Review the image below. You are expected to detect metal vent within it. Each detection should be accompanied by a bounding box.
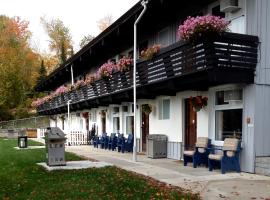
[220,0,240,13]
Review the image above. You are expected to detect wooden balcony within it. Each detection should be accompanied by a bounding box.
[37,32,259,115]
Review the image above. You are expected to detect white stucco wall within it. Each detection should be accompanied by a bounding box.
[143,91,209,143]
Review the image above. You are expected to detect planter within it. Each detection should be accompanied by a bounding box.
[142,104,152,115]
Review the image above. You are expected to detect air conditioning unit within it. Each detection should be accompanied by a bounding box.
[220,0,240,13]
[224,89,242,102]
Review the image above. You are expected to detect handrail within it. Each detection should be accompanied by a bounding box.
[37,32,259,113]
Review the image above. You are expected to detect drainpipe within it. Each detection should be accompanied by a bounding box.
[71,64,74,85]
[67,100,71,135]
[133,0,148,162]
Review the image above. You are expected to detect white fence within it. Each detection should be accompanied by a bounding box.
[37,128,89,146]
[66,131,89,146]
[37,128,46,138]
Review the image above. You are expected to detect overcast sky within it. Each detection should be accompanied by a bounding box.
[0,0,139,53]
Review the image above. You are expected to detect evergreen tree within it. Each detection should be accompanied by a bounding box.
[37,60,47,85]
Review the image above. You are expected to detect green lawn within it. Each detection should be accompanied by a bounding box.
[0,138,199,200]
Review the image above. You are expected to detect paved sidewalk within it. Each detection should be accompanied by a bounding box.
[66,145,270,200]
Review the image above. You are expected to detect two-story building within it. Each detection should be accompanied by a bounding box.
[35,0,270,176]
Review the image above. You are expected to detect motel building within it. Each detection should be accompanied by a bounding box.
[34,0,270,175]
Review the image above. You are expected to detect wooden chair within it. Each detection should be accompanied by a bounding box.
[183,137,211,168]
[208,138,241,174]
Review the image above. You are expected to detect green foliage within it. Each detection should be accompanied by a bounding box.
[0,139,199,200]
[40,17,73,64]
[37,60,47,86]
[0,106,13,121]
[80,34,95,48]
[0,15,40,120]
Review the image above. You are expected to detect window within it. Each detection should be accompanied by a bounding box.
[90,110,97,122]
[215,109,242,140]
[157,27,170,47]
[113,107,119,114]
[122,106,128,112]
[215,89,243,140]
[113,117,120,133]
[126,116,134,134]
[159,99,170,120]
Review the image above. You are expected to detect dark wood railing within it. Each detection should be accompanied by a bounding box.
[37,32,259,113]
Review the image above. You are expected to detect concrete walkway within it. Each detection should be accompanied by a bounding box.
[66,145,270,200]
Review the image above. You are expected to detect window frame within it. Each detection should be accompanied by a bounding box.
[214,88,243,141]
[158,98,171,120]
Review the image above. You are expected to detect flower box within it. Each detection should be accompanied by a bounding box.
[178,15,229,42]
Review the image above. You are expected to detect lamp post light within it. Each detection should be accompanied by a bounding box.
[133,0,148,162]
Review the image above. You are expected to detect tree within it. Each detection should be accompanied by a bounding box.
[0,15,39,119]
[80,34,95,48]
[37,60,47,85]
[97,15,113,32]
[40,17,73,64]
[40,53,59,74]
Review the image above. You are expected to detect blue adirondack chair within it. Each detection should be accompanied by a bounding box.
[183,137,211,168]
[108,133,117,151]
[208,138,241,174]
[124,134,133,152]
[99,133,108,149]
[117,134,125,153]
[93,135,100,148]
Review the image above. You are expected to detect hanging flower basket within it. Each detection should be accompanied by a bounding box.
[82,112,89,119]
[60,115,66,120]
[189,96,208,112]
[142,104,152,115]
[99,110,106,117]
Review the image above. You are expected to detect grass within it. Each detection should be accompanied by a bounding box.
[0,138,199,200]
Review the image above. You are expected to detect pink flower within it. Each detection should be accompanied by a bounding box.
[116,56,133,72]
[178,15,229,41]
[97,61,116,79]
[140,44,161,60]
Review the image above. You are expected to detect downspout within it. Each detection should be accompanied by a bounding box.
[133,0,148,162]
[67,100,71,136]
[71,64,74,85]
